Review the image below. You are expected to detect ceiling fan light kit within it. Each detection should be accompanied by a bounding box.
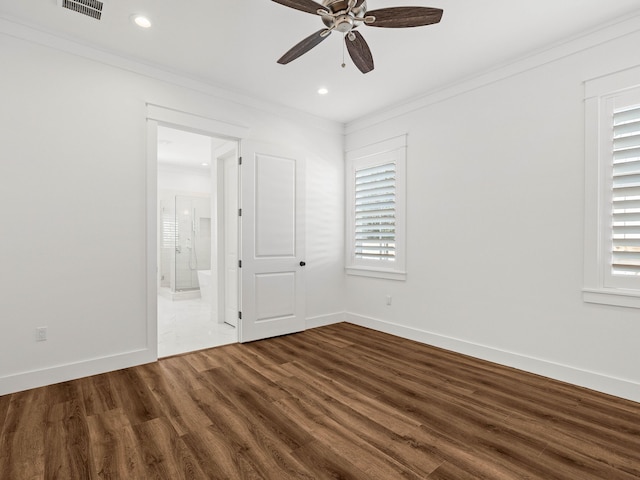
[273,0,443,73]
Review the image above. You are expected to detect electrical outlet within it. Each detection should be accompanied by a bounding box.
[386,295,392,306]
[36,326,47,342]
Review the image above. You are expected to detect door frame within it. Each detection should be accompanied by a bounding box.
[146,104,249,358]
[214,143,240,327]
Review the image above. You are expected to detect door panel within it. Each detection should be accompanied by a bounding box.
[255,156,296,256]
[240,142,305,343]
[255,272,296,320]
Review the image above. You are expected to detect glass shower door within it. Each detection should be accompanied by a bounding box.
[174,196,211,291]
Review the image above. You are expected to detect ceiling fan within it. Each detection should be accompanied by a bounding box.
[272,0,443,73]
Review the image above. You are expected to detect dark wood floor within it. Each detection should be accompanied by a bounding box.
[1,322,639,479]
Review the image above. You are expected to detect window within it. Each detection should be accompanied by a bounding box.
[355,162,397,261]
[161,207,177,248]
[346,135,406,280]
[584,68,640,308]
[611,102,640,284]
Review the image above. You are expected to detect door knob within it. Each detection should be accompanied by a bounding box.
[299,261,306,266]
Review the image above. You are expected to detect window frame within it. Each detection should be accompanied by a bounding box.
[345,135,407,281]
[584,67,640,308]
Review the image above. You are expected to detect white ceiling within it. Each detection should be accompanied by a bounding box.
[2,0,640,123]
[157,125,231,171]
[157,126,210,170]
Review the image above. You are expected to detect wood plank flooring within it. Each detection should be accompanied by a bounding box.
[1,322,639,479]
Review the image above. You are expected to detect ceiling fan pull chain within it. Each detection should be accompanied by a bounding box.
[342,34,346,68]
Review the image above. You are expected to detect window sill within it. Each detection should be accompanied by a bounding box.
[583,288,640,309]
[346,266,407,281]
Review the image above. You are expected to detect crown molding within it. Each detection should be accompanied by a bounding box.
[345,9,640,135]
[0,14,344,136]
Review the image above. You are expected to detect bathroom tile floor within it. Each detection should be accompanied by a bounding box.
[158,293,237,358]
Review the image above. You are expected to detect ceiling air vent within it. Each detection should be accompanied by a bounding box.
[57,0,105,20]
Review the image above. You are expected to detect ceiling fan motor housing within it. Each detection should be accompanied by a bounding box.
[321,0,366,31]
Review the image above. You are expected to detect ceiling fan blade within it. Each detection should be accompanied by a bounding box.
[271,0,323,15]
[278,29,330,65]
[366,7,443,28]
[345,31,374,74]
[354,0,366,8]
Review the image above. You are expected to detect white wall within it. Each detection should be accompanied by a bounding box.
[0,24,345,394]
[6,14,638,403]
[345,20,640,402]
[158,165,212,193]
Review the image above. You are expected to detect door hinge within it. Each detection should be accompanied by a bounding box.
[238,156,242,165]
[238,260,242,268]
[238,208,242,217]
[238,311,242,320]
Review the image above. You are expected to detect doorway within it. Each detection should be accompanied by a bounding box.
[156,125,239,357]
[146,105,306,352]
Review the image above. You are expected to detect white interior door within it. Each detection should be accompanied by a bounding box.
[239,141,305,343]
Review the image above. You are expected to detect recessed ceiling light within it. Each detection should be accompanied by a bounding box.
[318,87,329,95]
[201,163,209,167]
[131,14,152,28]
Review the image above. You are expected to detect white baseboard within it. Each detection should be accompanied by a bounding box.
[4,314,637,404]
[0,348,156,396]
[346,313,640,404]
[0,313,344,396]
[306,311,345,329]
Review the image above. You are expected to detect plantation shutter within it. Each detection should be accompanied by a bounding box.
[354,162,396,261]
[611,104,640,278]
[162,208,177,249]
